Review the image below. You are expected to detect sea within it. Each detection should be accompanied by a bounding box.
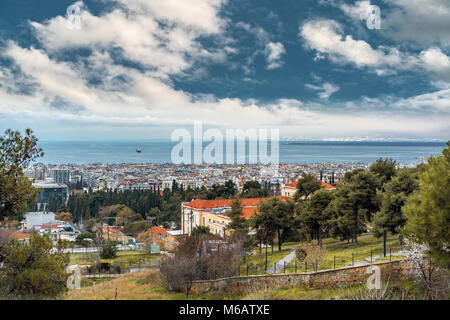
[35,140,448,165]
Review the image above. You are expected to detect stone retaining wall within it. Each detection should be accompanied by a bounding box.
[191,260,413,294]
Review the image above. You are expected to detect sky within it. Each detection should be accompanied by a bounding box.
[0,0,449,141]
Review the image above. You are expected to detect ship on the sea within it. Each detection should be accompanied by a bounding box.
[136,147,142,153]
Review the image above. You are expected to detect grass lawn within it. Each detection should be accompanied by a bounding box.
[240,234,405,275]
[241,247,293,275]
[279,236,404,273]
[70,250,161,268]
[65,270,241,300]
[280,232,376,249]
[242,284,362,300]
[81,277,114,288]
[66,269,373,300]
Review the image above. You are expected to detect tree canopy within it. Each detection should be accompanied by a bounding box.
[373,168,419,237]
[0,233,69,299]
[226,198,247,232]
[253,197,295,251]
[369,158,397,185]
[403,142,450,269]
[298,188,335,247]
[294,173,321,201]
[325,170,380,248]
[0,129,43,220]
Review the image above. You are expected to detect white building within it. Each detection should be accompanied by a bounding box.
[25,212,56,229]
[49,169,70,185]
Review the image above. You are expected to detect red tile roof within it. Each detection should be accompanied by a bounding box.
[241,207,258,219]
[285,182,297,188]
[0,229,31,240]
[102,226,124,235]
[11,231,31,240]
[149,226,169,235]
[185,197,285,210]
[41,224,61,229]
[185,197,290,221]
[320,181,336,190]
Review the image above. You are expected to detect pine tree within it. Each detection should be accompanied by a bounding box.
[369,158,397,186]
[227,198,247,232]
[326,181,370,248]
[373,168,419,238]
[299,189,334,247]
[403,142,450,269]
[255,197,295,251]
[0,129,43,220]
[294,173,321,201]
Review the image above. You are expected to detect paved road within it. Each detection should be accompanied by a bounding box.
[266,250,296,274]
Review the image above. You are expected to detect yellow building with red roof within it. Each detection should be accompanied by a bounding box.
[281,179,336,197]
[181,197,287,237]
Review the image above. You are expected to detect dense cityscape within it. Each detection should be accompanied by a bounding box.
[26,162,375,194]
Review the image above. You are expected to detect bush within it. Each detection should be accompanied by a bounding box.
[75,232,95,246]
[295,248,307,262]
[159,235,240,297]
[0,233,70,299]
[99,240,118,259]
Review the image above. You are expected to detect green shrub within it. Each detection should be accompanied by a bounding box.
[99,240,118,259]
[0,233,70,299]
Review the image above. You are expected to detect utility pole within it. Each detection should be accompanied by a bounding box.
[189,209,193,235]
[265,243,268,272]
[383,229,387,257]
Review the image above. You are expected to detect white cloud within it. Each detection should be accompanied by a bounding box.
[265,42,286,69]
[2,38,447,139]
[391,88,450,112]
[237,22,285,70]
[383,0,450,47]
[30,0,229,80]
[305,82,340,99]
[0,0,448,140]
[299,17,450,86]
[299,19,418,70]
[338,0,450,47]
[420,47,450,81]
[113,0,226,33]
[339,0,373,22]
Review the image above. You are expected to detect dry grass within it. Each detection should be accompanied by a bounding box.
[65,270,184,300]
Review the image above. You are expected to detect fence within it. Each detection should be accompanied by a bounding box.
[82,258,161,278]
[191,259,414,294]
[64,245,140,254]
[238,241,405,277]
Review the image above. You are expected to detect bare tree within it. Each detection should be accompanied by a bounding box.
[159,234,242,297]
